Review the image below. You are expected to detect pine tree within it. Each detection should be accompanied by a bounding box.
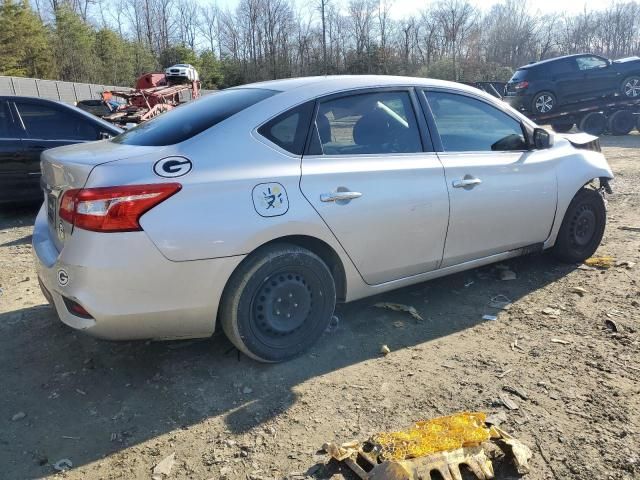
[0,0,53,78]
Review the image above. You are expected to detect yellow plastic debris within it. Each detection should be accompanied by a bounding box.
[584,256,616,268]
[372,412,493,461]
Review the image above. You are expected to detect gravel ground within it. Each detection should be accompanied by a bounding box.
[1,134,639,480]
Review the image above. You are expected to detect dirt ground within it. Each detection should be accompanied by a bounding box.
[1,134,639,480]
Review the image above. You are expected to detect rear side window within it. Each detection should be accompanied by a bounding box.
[258,101,314,155]
[0,103,12,138]
[113,88,277,146]
[426,91,526,152]
[15,102,98,140]
[549,60,575,74]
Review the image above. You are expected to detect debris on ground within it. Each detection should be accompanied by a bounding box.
[323,412,532,479]
[604,319,619,332]
[499,269,517,281]
[482,314,498,321]
[325,315,340,333]
[374,302,424,321]
[618,225,640,232]
[380,344,391,355]
[502,385,528,400]
[498,393,519,410]
[584,256,616,268]
[550,338,571,345]
[53,458,73,472]
[11,411,26,421]
[152,452,175,478]
[488,295,512,310]
[616,260,636,269]
[568,286,587,296]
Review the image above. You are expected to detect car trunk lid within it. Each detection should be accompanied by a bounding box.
[40,141,163,252]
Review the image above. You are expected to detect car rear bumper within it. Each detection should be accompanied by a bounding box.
[32,205,244,340]
[503,94,532,112]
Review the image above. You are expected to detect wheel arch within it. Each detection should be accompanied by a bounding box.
[223,234,348,304]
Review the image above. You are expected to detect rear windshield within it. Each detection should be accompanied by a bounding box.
[112,88,277,146]
[509,69,530,82]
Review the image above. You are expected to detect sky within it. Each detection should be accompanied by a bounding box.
[210,0,607,20]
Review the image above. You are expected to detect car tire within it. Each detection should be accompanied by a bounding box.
[578,112,606,136]
[621,75,640,98]
[607,110,635,135]
[552,188,606,264]
[531,91,556,114]
[219,243,336,363]
[551,122,573,133]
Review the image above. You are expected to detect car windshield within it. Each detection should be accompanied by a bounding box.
[112,88,278,146]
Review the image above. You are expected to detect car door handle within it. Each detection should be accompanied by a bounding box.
[320,191,362,202]
[452,177,482,188]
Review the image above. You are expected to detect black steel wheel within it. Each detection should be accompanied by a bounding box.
[220,244,336,362]
[531,91,556,114]
[552,188,606,263]
[578,112,606,136]
[621,76,640,98]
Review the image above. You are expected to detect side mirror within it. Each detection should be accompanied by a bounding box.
[98,131,112,140]
[533,127,554,149]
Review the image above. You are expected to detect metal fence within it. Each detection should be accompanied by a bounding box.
[0,75,215,104]
[0,75,130,104]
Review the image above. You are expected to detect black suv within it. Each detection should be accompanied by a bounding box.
[0,96,121,205]
[504,54,640,114]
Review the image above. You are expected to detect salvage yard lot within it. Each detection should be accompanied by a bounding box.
[1,135,639,480]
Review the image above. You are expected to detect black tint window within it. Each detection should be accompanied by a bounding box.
[426,92,526,152]
[311,91,422,155]
[258,101,314,155]
[549,60,574,74]
[509,69,529,82]
[16,102,97,140]
[113,88,277,146]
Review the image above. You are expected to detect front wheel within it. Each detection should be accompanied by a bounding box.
[621,75,640,98]
[552,188,606,263]
[532,91,556,114]
[220,244,336,362]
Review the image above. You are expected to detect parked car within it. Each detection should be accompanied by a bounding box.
[504,54,640,114]
[164,64,199,84]
[33,76,612,362]
[0,96,122,204]
[76,99,120,118]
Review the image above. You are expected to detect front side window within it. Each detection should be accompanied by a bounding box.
[0,103,12,138]
[113,88,277,146]
[310,91,423,155]
[425,91,527,152]
[576,56,608,71]
[15,102,97,140]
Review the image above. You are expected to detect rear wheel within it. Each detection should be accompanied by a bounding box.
[220,244,336,362]
[551,122,573,133]
[607,110,635,135]
[578,112,606,136]
[552,188,606,263]
[621,76,640,98]
[532,91,556,114]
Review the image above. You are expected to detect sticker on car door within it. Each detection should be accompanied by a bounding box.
[252,183,289,217]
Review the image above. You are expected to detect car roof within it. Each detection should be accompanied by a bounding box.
[233,75,485,97]
[0,95,122,134]
[518,53,599,70]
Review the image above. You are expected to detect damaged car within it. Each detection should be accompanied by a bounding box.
[33,76,613,362]
[504,53,640,113]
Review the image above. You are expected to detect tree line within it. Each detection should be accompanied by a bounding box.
[1,0,639,90]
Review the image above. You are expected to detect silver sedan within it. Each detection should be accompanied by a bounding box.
[33,75,613,362]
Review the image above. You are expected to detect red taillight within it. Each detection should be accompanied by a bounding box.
[58,183,181,232]
[515,81,529,90]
